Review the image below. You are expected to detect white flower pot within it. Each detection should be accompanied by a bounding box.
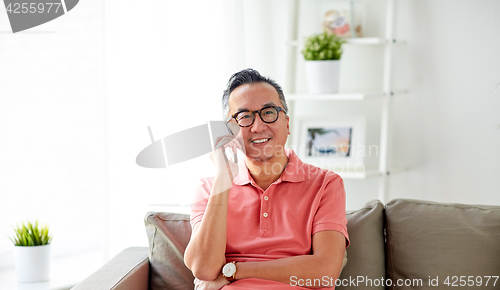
[14,244,51,283]
[305,60,341,93]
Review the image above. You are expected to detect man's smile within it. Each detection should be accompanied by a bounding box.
[250,137,271,144]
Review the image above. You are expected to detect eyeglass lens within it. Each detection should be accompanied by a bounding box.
[236,107,279,127]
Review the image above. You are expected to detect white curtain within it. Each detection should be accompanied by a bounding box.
[0,1,106,266]
[105,0,289,258]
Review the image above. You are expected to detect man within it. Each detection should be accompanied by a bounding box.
[184,69,349,289]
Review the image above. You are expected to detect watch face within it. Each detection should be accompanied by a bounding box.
[222,263,236,277]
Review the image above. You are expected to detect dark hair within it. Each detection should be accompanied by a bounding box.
[222,68,288,118]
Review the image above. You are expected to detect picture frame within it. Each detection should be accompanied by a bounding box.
[293,116,365,172]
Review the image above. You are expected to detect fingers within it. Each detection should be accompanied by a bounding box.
[213,135,242,165]
[193,274,229,290]
[214,135,242,153]
[213,135,233,149]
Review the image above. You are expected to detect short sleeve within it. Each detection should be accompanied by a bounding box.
[312,174,350,247]
[190,178,213,228]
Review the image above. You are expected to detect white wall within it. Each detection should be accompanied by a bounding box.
[389,0,500,206]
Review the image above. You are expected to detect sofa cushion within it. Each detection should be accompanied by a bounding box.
[145,212,194,290]
[337,200,386,289]
[385,199,500,290]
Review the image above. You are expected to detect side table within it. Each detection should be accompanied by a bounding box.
[0,250,103,290]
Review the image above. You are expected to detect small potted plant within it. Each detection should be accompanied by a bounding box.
[9,220,52,282]
[302,31,346,93]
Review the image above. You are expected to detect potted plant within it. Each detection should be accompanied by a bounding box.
[9,220,52,283]
[302,31,346,93]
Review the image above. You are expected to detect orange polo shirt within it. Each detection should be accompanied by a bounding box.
[191,149,349,289]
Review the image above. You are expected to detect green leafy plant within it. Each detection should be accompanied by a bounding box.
[9,220,52,246]
[301,31,346,61]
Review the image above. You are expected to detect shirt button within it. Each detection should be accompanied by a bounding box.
[263,213,268,218]
[264,196,269,201]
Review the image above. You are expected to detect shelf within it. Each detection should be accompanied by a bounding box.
[288,162,407,180]
[345,37,406,45]
[324,167,382,180]
[288,37,405,47]
[330,167,409,179]
[337,169,382,179]
[287,91,384,101]
[287,90,408,101]
[345,37,386,45]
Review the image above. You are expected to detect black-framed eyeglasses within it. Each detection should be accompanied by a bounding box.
[227,105,287,127]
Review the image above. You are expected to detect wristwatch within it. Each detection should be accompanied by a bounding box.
[221,261,238,282]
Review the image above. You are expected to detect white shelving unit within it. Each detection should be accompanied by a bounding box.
[284,0,405,202]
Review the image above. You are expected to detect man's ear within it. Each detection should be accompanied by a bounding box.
[286,115,290,135]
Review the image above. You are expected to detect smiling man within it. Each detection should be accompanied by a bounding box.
[184,69,349,289]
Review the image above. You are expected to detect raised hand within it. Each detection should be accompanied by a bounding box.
[210,135,242,195]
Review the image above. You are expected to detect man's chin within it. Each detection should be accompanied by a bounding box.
[247,154,273,163]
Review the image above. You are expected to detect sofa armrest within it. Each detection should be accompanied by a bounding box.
[72,247,149,290]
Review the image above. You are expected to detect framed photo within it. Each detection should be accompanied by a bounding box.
[293,117,365,171]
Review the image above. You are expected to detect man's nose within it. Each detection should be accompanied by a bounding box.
[250,113,267,133]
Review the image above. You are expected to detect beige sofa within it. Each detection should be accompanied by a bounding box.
[72,199,500,290]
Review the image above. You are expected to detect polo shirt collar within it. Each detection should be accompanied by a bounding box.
[281,149,306,183]
[233,149,305,185]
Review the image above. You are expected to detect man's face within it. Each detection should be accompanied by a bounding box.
[228,82,290,163]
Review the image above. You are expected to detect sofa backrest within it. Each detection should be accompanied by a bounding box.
[144,199,500,290]
[144,199,387,290]
[385,199,500,290]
